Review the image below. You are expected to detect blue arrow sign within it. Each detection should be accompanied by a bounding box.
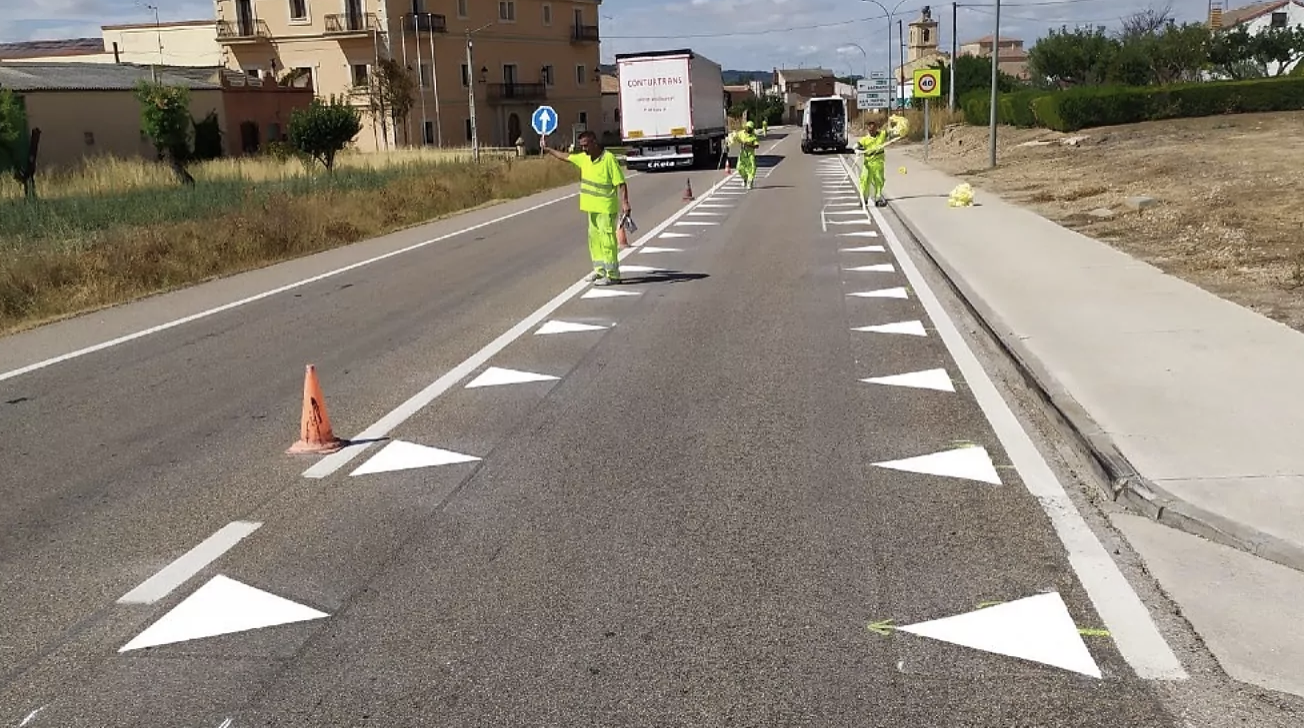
[531,105,559,136]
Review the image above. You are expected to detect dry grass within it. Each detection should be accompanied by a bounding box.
[0,150,574,334]
[0,146,520,200]
[853,107,966,142]
[911,111,1304,331]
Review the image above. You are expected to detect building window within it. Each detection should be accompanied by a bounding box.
[457,0,467,17]
[461,63,469,86]
[268,122,282,141]
[575,63,586,85]
[542,64,554,85]
[465,118,473,141]
[503,63,518,83]
[542,3,551,24]
[573,7,583,27]
[1271,11,1287,27]
[351,63,369,87]
[84,131,95,145]
[498,1,515,21]
[420,64,433,87]
[424,120,435,144]
[289,0,308,21]
[578,111,587,125]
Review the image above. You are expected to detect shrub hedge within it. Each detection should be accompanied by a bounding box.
[962,76,1304,132]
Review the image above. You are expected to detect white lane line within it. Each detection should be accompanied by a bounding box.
[0,184,607,384]
[836,155,1187,681]
[117,521,262,605]
[303,172,736,479]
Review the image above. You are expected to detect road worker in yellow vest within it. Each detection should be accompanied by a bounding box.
[542,130,632,286]
[728,120,761,189]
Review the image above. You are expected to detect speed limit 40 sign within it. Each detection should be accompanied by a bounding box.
[913,68,941,98]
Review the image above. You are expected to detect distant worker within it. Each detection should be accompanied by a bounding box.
[729,120,761,190]
[541,130,632,286]
[760,120,769,137]
[856,119,889,207]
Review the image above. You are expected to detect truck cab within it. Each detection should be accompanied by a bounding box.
[800,96,848,154]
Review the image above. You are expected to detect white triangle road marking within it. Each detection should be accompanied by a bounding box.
[872,445,1002,485]
[619,264,665,273]
[852,320,927,336]
[465,366,559,389]
[839,231,879,237]
[842,245,886,252]
[687,211,723,216]
[636,246,683,253]
[846,263,895,272]
[829,219,872,225]
[536,320,610,335]
[697,203,734,208]
[659,232,692,238]
[119,575,329,652]
[848,287,908,299]
[351,440,480,475]
[861,368,955,392]
[900,592,1101,678]
[824,210,864,215]
[675,221,719,226]
[581,287,641,299]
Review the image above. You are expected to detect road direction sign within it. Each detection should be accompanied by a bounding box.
[858,91,890,110]
[913,68,941,98]
[531,105,559,136]
[858,77,890,92]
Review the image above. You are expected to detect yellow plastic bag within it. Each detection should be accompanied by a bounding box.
[948,183,975,207]
[886,114,910,139]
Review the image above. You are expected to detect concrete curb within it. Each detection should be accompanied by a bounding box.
[870,162,1304,576]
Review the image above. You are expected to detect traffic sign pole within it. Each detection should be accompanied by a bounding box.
[924,98,930,160]
[911,68,941,160]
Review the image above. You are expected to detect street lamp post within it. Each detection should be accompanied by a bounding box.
[861,0,911,109]
[465,21,494,163]
[988,0,1000,168]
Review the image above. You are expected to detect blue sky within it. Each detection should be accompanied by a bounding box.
[6,0,1218,72]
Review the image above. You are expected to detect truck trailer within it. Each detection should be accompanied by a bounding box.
[615,49,728,172]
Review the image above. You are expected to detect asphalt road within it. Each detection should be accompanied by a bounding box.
[2,132,1189,725]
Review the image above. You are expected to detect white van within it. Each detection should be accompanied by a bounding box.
[801,96,848,154]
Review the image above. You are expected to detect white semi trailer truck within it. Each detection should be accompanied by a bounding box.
[615,48,728,172]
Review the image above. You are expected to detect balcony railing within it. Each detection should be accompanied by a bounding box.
[487,82,548,103]
[402,13,448,33]
[571,24,599,42]
[324,12,377,34]
[216,18,270,42]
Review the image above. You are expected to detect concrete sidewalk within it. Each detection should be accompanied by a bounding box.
[863,149,1304,570]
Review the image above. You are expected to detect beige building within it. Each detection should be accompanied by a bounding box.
[958,34,1029,79]
[214,0,605,151]
[0,63,225,170]
[600,71,618,143]
[0,21,222,67]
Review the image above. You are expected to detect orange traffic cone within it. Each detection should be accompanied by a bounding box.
[682,178,694,201]
[286,364,345,454]
[724,157,733,175]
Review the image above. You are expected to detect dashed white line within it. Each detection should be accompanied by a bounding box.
[302,172,738,479]
[117,521,263,604]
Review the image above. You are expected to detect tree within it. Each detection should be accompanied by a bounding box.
[1210,24,1304,78]
[1119,21,1212,85]
[0,88,39,200]
[732,94,783,125]
[1027,25,1120,85]
[288,94,363,172]
[134,80,196,185]
[352,57,416,148]
[928,55,1019,106]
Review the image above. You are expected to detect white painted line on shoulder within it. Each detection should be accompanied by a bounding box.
[117,521,262,605]
[837,156,1187,681]
[0,185,604,384]
[302,171,736,479]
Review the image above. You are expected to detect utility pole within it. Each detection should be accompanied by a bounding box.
[140,2,162,82]
[465,21,494,163]
[988,0,1000,168]
[949,1,957,112]
[429,13,441,146]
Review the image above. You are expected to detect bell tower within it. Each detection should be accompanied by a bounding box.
[908,5,939,62]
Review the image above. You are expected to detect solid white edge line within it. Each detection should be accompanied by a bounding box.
[116,520,262,604]
[836,155,1187,681]
[302,169,739,479]
[0,177,668,383]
